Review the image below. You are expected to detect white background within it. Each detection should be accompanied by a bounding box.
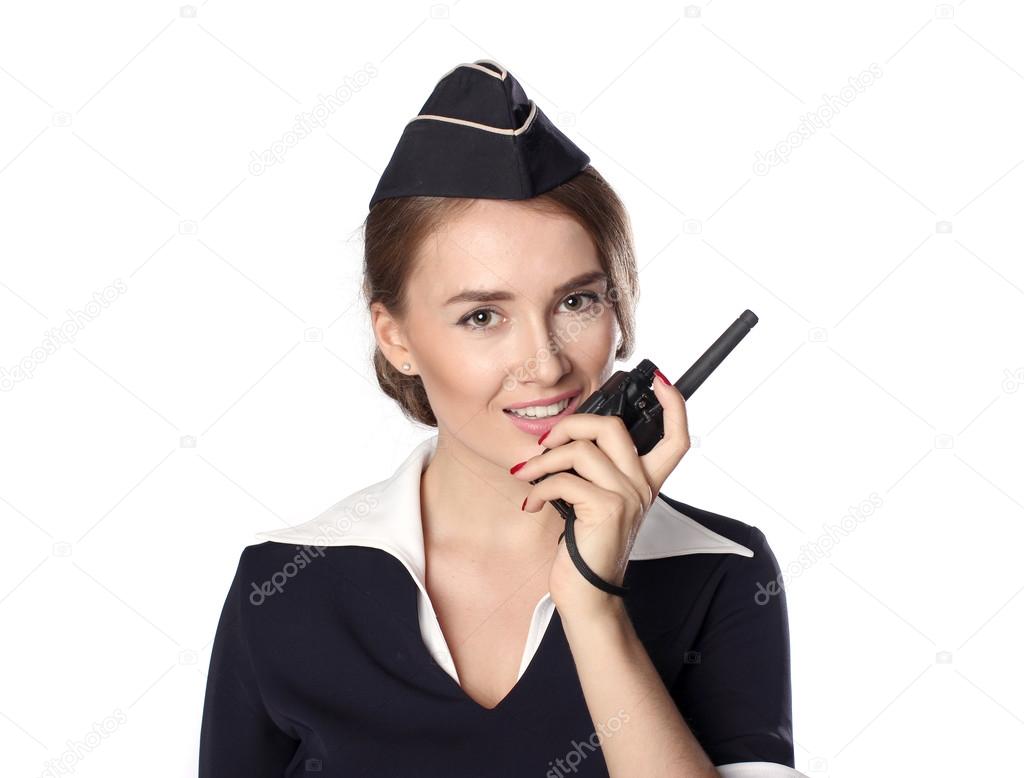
[2,1,1022,776]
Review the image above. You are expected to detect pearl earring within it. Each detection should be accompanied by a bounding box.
[401,362,411,371]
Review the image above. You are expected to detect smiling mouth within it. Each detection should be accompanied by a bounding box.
[503,391,581,419]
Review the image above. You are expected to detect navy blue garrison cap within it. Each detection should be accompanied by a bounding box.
[368,59,590,210]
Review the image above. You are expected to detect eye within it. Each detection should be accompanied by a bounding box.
[560,291,601,314]
[457,309,504,331]
[456,291,604,332]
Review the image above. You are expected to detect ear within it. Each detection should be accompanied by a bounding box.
[370,301,413,372]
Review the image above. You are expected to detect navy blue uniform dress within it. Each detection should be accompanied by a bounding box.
[199,435,805,777]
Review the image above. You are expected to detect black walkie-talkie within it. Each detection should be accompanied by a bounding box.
[529,309,759,597]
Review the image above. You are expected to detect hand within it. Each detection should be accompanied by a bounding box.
[510,371,691,619]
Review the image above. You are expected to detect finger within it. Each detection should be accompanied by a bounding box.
[513,439,649,511]
[642,371,691,490]
[523,473,634,534]
[532,413,649,505]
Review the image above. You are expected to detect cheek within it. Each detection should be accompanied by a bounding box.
[417,338,504,413]
[571,310,617,361]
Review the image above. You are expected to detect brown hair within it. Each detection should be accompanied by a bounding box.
[360,165,640,428]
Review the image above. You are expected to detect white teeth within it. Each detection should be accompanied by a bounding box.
[507,397,570,418]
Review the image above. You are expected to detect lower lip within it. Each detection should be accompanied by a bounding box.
[503,394,581,437]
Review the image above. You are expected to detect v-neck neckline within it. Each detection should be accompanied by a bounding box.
[430,597,561,712]
[422,591,559,714]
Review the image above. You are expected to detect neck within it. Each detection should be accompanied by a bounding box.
[420,428,562,558]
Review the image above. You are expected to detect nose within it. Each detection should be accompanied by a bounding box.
[506,310,573,389]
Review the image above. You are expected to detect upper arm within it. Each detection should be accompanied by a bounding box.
[671,526,807,777]
[199,548,300,777]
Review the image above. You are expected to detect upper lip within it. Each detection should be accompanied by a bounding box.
[504,389,581,411]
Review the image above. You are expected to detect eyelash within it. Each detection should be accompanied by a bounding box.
[457,291,603,332]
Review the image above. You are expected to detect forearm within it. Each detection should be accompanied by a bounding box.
[560,599,720,778]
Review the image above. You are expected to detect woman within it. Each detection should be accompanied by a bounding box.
[199,59,803,778]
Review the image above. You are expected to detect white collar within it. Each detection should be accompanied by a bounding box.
[253,434,752,686]
[254,433,753,564]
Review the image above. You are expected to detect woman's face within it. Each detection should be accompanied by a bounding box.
[378,198,618,468]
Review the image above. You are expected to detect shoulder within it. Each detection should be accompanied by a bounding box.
[227,540,333,585]
[660,498,796,771]
[656,492,755,547]
[250,478,392,548]
[656,492,785,588]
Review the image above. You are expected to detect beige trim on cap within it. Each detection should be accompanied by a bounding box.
[406,98,538,136]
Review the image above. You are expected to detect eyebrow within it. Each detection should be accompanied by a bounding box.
[443,270,609,306]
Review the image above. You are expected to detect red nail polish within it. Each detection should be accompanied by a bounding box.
[510,461,527,475]
[521,496,527,510]
[654,369,670,386]
[537,430,550,446]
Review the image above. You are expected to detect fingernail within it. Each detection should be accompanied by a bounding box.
[537,430,550,446]
[521,496,527,511]
[654,369,670,386]
[510,461,527,475]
